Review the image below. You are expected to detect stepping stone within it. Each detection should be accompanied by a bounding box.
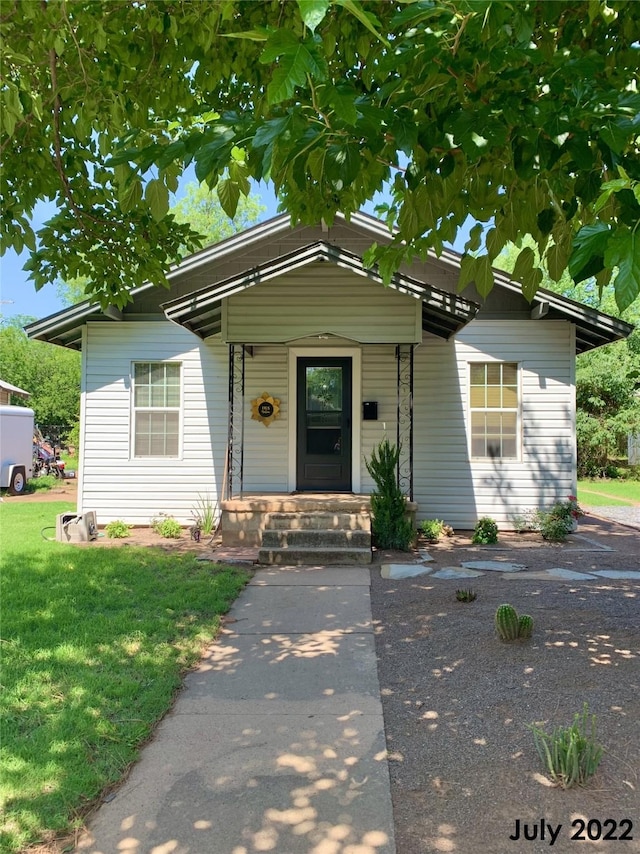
[503,569,597,580]
[381,563,433,579]
[432,567,484,579]
[591,570,640,580]
[418,550,435,562]
[461,560,526,572]
[544,568,598,580]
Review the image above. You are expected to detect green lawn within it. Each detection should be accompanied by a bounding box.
[578,479,640,506]
[0,501,249,853]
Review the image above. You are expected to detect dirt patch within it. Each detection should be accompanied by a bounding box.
[370,516,640,854]
[1,476,78,503]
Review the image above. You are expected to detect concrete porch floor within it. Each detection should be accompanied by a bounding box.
[221,493,374,513]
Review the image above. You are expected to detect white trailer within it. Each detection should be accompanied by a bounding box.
[0,405,34,494]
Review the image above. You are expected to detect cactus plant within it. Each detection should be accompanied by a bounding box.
[495,604,520,640]
[518,614,534,639]
[495,604,534,641]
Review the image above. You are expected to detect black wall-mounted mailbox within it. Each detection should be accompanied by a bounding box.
[363,401,378,421]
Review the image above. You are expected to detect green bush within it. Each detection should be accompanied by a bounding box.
[365,439,414,550]
[472,516,499,544]
[529,704,603,789]
[105,520,131,539]
[420,518,444,542]
[533,495,583,542]
[152,516,183,539]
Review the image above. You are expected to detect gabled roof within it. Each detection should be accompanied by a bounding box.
[0,379,31,399]
[25,211,634,352]
[162,241,480,341]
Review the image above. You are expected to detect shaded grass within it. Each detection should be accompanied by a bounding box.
[578,479,640,506]
[0,502,249,853]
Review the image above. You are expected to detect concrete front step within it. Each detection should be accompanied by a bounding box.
[262,528,371,549]
[267,512,371,532]
[258,546,372,566]
[221,494,375,547]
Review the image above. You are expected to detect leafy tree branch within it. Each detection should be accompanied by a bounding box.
[1,0,638,309]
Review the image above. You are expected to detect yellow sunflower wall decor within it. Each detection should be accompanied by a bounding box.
[251,392,281,426]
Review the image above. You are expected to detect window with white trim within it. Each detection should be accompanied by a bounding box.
[469,362,519,459]
[132,362,181,457]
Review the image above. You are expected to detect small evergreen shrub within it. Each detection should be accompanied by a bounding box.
[472,516,499,544]
[455,588,477,603]
[105,520,131,539]
[152,516,183,539]
[529,704,603,789]
[365,439,414,550]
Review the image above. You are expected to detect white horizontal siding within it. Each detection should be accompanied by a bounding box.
[80,322,228,525]
[225,265,420,344]
[360,345,398,491]
[242,346,289,492]
[413,320,575,529]
[79,315,576,531]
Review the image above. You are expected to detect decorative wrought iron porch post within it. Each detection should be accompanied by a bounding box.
[396,344,414,500]
[227,344,246,498]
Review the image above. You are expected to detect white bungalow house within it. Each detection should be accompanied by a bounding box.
[26,213,632,562]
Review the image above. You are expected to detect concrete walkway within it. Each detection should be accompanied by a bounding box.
[77,567,395,854]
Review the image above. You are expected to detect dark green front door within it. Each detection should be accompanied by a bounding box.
[296,357,352,491]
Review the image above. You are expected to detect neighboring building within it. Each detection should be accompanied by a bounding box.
[26,213,633,536]
[0,379,31,406]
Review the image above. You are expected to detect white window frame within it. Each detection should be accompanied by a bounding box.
[131,361,182,459]
[468,361,520,461]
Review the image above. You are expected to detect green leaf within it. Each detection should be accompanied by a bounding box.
[457,254,494,297]
[593,178,631,215]
[391,1,441,29]
[228,160,250,196]
[473,255,494,298]
[266,40,326,104]
[219,28,270,41]
[328,85,359,125]
[545,235,571,282]
[194,127,235,183]
[217,178,240,218]
[570,223,612,283]
[537,208,555,235]
[465,223,483,253]
[485,226,507,261]
[513,246,535,281]
[119,177,143,214]
[145,178,169,222]
[398,195,420,241]
[335,0,390,47]
[521,266,543,302]
[297,0,329,32]
[600,120,632,156]
[457,254,476,291]
[253,116,292,148]
[325,142,361,186]
[604,229,640,313]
